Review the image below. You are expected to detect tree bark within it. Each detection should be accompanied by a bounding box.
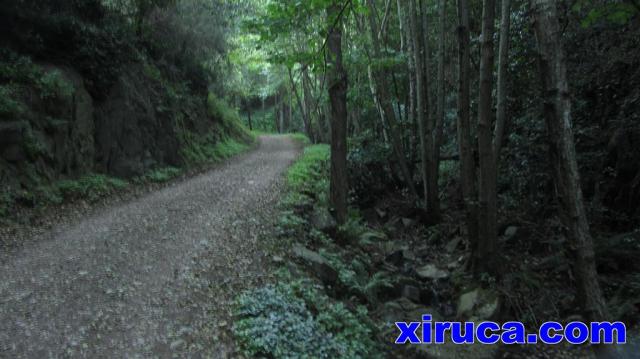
[410,0,439,220]
[530,0,610,324]
[327,2,349,225]
[435,0,447,200]
[245,100,253,131]
[456,0,479,258]
[494,0,512,162]
[475,0,498,275]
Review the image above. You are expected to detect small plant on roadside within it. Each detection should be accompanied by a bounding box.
[141,166,182,183]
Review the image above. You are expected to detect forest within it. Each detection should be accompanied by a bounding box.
[0,0,639,358]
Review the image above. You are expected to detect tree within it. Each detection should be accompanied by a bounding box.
[456,0,479,258]
[530,0,610,325]
[410,0,440,221]
[475,0,499,275]
[494,0,512,161]
[327,1,349,225]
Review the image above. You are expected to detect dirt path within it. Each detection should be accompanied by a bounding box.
[0,135,300,358]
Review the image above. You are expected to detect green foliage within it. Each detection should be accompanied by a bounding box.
[286,144,330,196]
[207,93,254,143]
[289,132,311,145]
[180,132,251,166]
[0,190,15,217]
[37,70,74,100]
[177,94,255,166]
[233,277,383,359]
[139,166,182,183]
[573,1,638,27]
[0,50,74,119]
[0,85,25,119]
[347,131,395,204]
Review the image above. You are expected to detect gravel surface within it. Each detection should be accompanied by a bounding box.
[0,135,300,358]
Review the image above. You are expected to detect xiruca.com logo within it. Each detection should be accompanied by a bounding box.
[395,315,627,345]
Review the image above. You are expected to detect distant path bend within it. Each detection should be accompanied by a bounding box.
[0,135,300,358]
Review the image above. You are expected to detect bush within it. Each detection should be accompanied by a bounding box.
[233,278,383,359]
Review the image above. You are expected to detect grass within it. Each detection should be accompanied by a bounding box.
[138,166,183,183]
[286,144,330,194]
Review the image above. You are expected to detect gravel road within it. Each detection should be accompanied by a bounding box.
[0,135,300,358]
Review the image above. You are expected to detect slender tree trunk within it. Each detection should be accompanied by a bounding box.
[396,0,405,53]
[456,0,479,257]
[246,100,253,131]
[410,0,439,220]
[435,0,447,201]
[475,0,498,275]
[530,0,610,325]
[303,69,320,140]
[327,2,349,225]
[366,0,419,200]
[289,68,314,142]
[409,0,427,207]
[494,0,512,162]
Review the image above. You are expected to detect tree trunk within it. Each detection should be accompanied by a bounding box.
[366,0,419,200]
[409,0,427,207]
[494,0,512,162]
[246,100,253,131]
[456,0,479,257]
[288,68,313,141]
[435,0,446,202]
[475,0,498,275]
[327,2,349,225]
[530,0,610,324]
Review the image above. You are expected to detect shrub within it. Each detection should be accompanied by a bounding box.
[233,279,383,359]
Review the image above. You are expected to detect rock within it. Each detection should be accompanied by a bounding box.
[2,144,26,162]
[401,285,421,303]
[309,207,337,236]
[457,288,500,320]
[375,207,387,219]
[445,236,462,253]
[457,289,479,318]
[95,65,185,177]
[503,226,518,240]
[272,255,284,264]
[401,217,415,228]
[292,245,338,286]
[416,264,449,280]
